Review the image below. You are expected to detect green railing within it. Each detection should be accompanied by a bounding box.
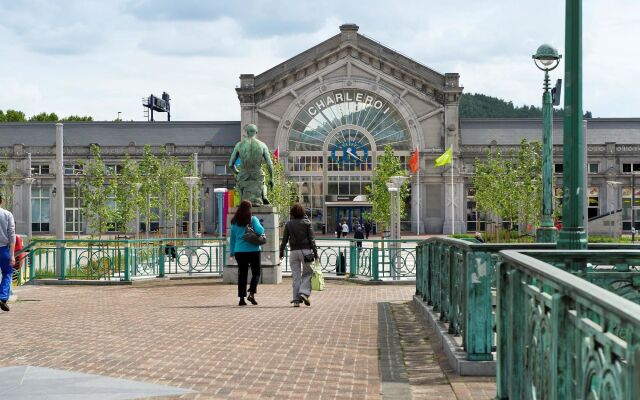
[21,237,418,283]
[22,238,228,282]
[282,238,418,280]
[414,238,640,362]
[496,250,640,399]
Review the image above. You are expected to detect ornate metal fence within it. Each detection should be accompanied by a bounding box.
[496,250,640,399]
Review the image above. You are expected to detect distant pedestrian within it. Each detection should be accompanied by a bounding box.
[475,232,484,243]
[335,222,342,238]
[354,226,365,250]
[364,221,372,239]
[280,203,318,307]
[0,195,16,312]
[229,200,264,306]
[341,222,349,238]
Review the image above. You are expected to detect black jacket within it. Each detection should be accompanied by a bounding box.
[280,218,318,258]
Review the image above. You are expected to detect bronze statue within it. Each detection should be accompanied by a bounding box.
[228,124,274,206]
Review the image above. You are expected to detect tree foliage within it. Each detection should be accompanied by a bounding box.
[365,145,410,232]
[111,154,140,234]
[472,139,542,238]
[0,109,92,122]
[263,154,297,225]
[0,156,21,211]
[459,93,592,118]
[78,144,113,238]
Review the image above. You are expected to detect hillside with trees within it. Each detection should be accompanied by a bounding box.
[460,93,592,118]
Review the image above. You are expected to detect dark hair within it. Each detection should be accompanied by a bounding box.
[290,203,305,219]
[231,200,252,226]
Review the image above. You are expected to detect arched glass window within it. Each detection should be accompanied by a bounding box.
[288,89,411,152]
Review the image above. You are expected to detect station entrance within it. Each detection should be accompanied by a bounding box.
[326,202,372,234]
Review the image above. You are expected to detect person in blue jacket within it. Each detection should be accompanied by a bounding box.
[229,200,264,306]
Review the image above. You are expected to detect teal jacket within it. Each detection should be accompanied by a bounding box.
[229,216,264,255]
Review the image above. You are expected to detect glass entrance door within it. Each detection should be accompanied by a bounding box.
[327,206,371,234]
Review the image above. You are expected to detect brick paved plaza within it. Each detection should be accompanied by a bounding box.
[2,280,495,399]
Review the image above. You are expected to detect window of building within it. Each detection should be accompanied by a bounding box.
[466,188,486,232]
[64,187,83,233]
[588,163,599,174]
[64,164,83,175]
[587,187,599,219]
[622,187,640,231]
[622,163,640,173]
[31,164,50,175]
[105,164,123,175]
[215,164,227,175]
[32,186,50,232]
[554,163,563,173]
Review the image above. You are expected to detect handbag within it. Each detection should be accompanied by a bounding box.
[287,221,315,262]
[244,222,267,245]
[311,260,325,291]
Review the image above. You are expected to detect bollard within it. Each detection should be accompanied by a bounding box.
[158,241,165,278]
[371,242,380,281]
[349,241,357,278]
[124,245,130,282]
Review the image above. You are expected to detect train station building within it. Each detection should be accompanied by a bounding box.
[1,24,639,235]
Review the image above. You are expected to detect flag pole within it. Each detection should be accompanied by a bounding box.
[417,167,420,235]
[450,148,454,235]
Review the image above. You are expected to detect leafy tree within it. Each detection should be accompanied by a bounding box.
[472,139,543,241]
[1,109,26,122]
[158,152,190,236]
[29,112,59,122]
[61,115,93,122]
[365,145,410,234]
[111,154,141,234]
[0,157,21,211]
[263,154,297,226]
[78,144,113,238]
[138,145,161,235]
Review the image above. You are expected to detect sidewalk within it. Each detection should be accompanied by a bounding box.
[2,280,494,399]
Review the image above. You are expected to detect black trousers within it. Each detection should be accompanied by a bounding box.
[235,251,261,297]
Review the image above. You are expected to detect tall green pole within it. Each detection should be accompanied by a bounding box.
[536,69,558,243]
[558,0,587,249]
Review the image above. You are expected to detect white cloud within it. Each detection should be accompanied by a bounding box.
[0,0,638,120]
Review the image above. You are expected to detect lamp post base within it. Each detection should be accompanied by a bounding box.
[557,229,588,250]
[536,226,558,243]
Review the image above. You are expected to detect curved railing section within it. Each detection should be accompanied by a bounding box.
[496,250,640,400]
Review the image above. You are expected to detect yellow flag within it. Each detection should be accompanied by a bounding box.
[434,147,452,167]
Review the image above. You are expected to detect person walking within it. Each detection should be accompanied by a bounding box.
[229,200,264,306]
[335,221,342,238]
[341,221,349,238]
[354,225,365,250]
[364,221,372,239]
[0,195,16,312]
[280,203,318,307]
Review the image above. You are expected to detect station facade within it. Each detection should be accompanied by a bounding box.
[0,24,639,236]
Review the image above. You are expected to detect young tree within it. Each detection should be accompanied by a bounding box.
[138,145,161,236]
[365,145,410,234]
[78,144,113,238]
[0,158,21,211]
[158,153,190,236]
[263,154,297,225]
[111,154,141,235]
[472,139,542,241]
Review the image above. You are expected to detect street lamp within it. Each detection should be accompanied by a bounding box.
[183,176,200,238]
[533,44,562,243]
[606,181,622,239]
[557,0,587,250]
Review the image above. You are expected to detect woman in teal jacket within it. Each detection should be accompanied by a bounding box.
[229,200,264,306]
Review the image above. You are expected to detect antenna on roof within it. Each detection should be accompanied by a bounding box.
[142,92,171,121]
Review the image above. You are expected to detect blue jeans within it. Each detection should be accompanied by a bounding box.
[0,246,12,302]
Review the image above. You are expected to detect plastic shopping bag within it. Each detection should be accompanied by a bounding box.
[311,260,325,291]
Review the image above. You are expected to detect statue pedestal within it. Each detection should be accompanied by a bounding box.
[223,206,282,284]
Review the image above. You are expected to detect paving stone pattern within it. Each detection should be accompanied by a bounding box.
[2,280,495,399]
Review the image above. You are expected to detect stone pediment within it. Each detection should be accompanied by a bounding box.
[237,24,462,107]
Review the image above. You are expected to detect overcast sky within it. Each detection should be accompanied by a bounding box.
[1,0,638,121]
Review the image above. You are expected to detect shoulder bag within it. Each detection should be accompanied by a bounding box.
[244,220,267,245]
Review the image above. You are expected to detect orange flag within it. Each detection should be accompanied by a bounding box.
[409,147,419,173]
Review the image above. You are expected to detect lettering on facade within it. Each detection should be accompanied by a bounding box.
[307,90,390,117]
